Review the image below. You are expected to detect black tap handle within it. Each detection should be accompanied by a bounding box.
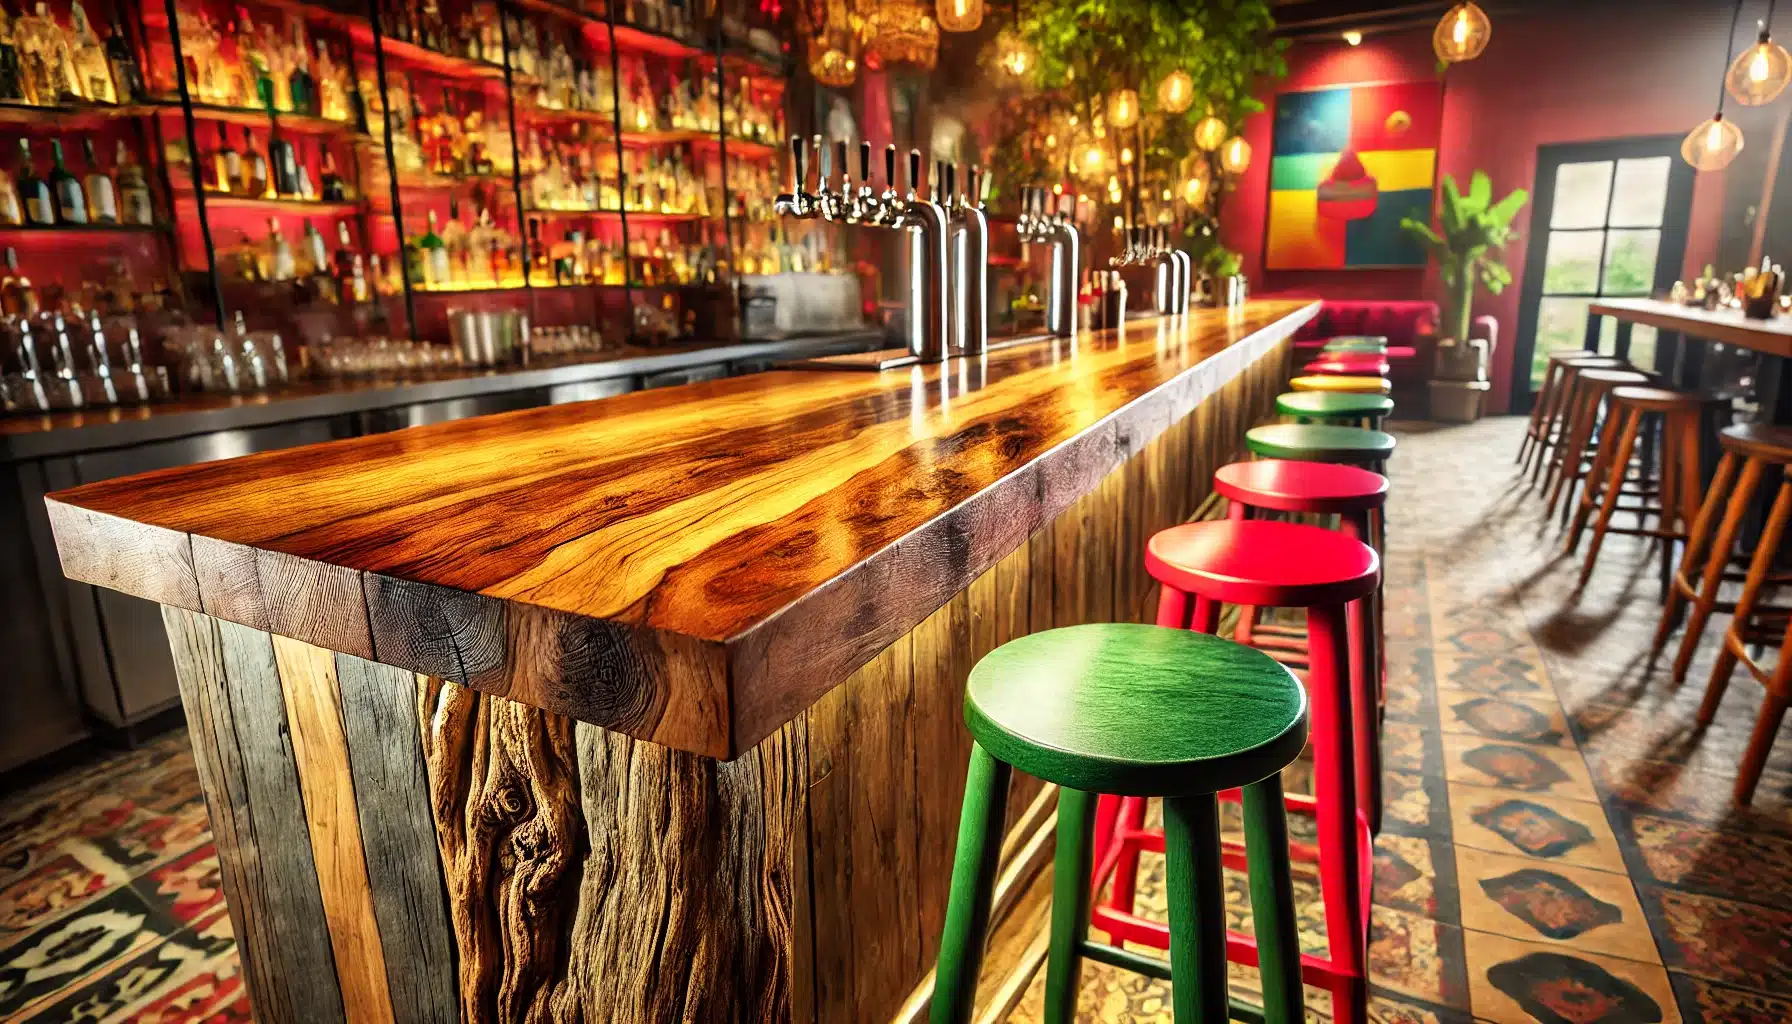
[884,144,897,191]
[945,163,957,205]
[860,141,872,185]
[836,139,849,188]
[817,137,831,186]
[789,136,805,194]
[908,149,922,197]
[968,165,980,207]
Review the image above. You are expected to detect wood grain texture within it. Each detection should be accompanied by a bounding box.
[269,636,398,1024]
[332,654,460,1024]
[161,607,347,1024]
[53,302,1317,759]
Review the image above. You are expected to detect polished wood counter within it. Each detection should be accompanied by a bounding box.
[1591,297,1792,358]
[45,299,1314,1024]
[48,300,1318,759]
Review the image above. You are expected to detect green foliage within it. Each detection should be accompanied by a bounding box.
[1400,171,1528,342]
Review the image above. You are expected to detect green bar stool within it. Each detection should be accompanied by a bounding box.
[1323,335,1388,353]
[1247,422,1396,472]
[1277,391,1395,431]
[930,623,1310,1024]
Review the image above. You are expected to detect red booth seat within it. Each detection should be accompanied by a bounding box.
[1290,299,1439,362]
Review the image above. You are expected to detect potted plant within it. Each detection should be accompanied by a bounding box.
[1400,171,1527,419]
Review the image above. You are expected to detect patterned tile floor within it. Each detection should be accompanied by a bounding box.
[7,416,1792,1022]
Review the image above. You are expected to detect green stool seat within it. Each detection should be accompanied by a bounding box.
[930,623,1310,1024]
[1323,335,1388,352]
[967,623,1309,796]
[1277,390,1396,425]
[1247,422,1396,464]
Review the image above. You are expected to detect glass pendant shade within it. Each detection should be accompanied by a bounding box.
[1107,89,1140,129]
[1433,2,1491,63]
[1727,34,1792,105]
[1157,70,1193,113]
[936,0,981,33]
[1194,115,1227,152]
[864,2,939,70]
[1682,113,1745,171]
[1079,145,1105,179]
[995,32,1033,78]
[1184,176,1208,206]
[1220,136,1252,175]
[809,26,859,87]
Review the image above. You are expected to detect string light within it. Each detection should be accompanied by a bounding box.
[1433,2,1491,64]
[1220,136,1252,175]
[1194,114,1227,151]
[1727,4,1792,106]
[1687,0,1749,171]
[1107,89,1140,129]
[936,0,982,33]
[1157,70,1193,113]
[1120,146,1133,165]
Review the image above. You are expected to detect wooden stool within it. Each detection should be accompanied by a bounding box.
[929,623,1310,1024]
[1277,391,1395,431]
[1291,374,1392,396]
[1566,386,1717,588]
[1702,502,1792,803]
[1657,424,1792,685]
[1522,354,1626,481]
[1096,519,1379,1024]
[1304,356,1392,377]
[1215,459,1390,832]
[1542,367,1654,521]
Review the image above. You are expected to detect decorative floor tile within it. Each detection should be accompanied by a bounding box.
[1438,692,1574,748]
[130,845,225,928]
[1667,971,1792,1024]
[1374,833,1452,922]
[1455,846,1658,965]
[0,845,127,943]
[1383,769,1450,839]
[1619,811,1792,909]
[1370,905,1471,1011]
[1641,885,1792,995]
[1442,734,1599,802]
[1432,649,1550,697]
[1463,929,1681,1024]
[1449,783,1627,875]
[0,885,176,1018]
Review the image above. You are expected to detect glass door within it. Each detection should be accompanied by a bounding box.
[1510,137,1695,411]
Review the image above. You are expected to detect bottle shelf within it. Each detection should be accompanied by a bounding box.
[693,135,777,159]
[0,100,155,128]
[178,191,365,215]
[523,207,705,223]
[523,105,617,125]
[0,221,169,235]
[162,101,366,137]
[606,23,705,59]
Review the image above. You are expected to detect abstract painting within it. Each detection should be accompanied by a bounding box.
[1265,81,1442,269]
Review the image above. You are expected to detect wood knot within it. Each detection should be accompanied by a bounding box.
[493,785,532,820]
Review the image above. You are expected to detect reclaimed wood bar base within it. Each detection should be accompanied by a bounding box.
[149,330,1293,1024]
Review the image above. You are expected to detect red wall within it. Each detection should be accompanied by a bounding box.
[1221,5,1758,412]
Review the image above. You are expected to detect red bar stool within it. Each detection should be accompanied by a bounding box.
[1303,356,1391,378]
[1214,460,1390,830]
[1093,518,1380,1024]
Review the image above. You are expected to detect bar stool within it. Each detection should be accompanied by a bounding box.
[1542,367,1654,520]
[1246,422,1396,474]
[1290,374,1392,396]
[1277,391,1395,431]
[1657,424,1792,684]
[929,623,1310,1024]
[1215,460,1389,833]
[1304,356,1392,377]
[1093,519,1378,1024]
[1566,386,1717,588]
[1323,335,1388,352]
[1522,354,1626,482]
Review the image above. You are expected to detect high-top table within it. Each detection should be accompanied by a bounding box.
[45,299,1318,1024]
[1589,298,1792,416]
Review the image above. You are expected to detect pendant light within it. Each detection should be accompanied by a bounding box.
[1220,136,1252,175]
[1727,1,1792,105]
[1433,2,1491,64]
[1194,112,1227,151]
[1686,0,1749,171]
[1107,89,1140,130]
[1158,69,1193,114]
[936,0,982,33]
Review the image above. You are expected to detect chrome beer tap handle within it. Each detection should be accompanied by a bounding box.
[854,140,874,222]
[876,144,901,226]
[900,147,952,363]
[773,135,816,219]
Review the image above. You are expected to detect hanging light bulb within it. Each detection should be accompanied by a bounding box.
[994,29,1033,78]
[1107,89,1140,130]
[1120,146,1134,165]
[1082,146,1106,175]
[1184,177,1208,205]
[936,0,981,32]
[1157,70,1193,114]
[1433,2,1491,64]
[1727,12,1792,105]
[1194,114,1228,152]
[1688,1,1751,171]
[1220,136,1252,175]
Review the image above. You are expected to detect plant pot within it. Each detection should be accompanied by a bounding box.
[1433,337,1490,382]
[1429,379,1492,422]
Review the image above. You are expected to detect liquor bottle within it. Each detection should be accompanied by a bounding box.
[21,4,80,102]
[441,196,466,281]
[333,219,363,302]
[418,210,448,286]
[80,137,114,222]
[294,141,316,200]
[268,126,299,197]
[234,7,273,110]
[0,148,18,224]
[16,139,48,225]
[300,218,327,277]
[2,246,38,313]
[266,217,295,280]
[66,2,113,103]
[115,140,151,225]
[242,128,269,197]
[102,11,141,101]
[47,139,83,223]
[318,145,344,201]
[287,20,314,116]
[0,7,25,102]
[213,124,239,194]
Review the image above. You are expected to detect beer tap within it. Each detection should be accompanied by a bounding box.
[900,147,953,362]
[1016,186,1081,338]
[818,139,852,222]
[948,162,991,355]
[774,135,817,220]
[853,141,875,223]
[1166,227,1191,314]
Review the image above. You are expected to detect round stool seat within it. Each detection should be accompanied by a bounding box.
[1215,459,1388,516]
[1323,335,1388,347]
[966,623,1309,797]
[1290,374,1392,395]
[1550,351,1624,366]
[1719,423,1792,462]
[1609,385,1718,411]
[1276,391,1395,421]
[1246,422,1396,462]
[1305,357,1391,377]
[1147,519,1381,609]
[1575,368,1652,387]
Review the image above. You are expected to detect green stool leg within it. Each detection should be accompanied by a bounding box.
[1243,775,1306,1024]
[1043,787,1097,1024]
[1163,793,1229,1022]
[930,743,1013,1024]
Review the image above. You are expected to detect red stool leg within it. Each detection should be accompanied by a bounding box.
[1341,509,1382,836]
[1308,601,1369,1024]
[1155,585,1189,628]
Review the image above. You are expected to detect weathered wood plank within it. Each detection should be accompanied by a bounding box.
[332,654,459,1024]
[911,590,973,968]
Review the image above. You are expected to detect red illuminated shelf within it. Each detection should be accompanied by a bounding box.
[523,105,617,125]
[0,100,154,128]
[150,101,366,137]
[607,23,704,59]
[176,192,365,215]
[616,127,703,146]
[692,135,778,159]
[0,221,168,235]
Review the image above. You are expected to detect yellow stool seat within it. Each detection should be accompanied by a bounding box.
[1289,374,1392,396]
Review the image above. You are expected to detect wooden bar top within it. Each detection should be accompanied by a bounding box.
[47,299,1318,758]
[1593,297,1792,358]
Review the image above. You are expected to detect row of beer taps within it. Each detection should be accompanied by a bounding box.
[1111,224,1191,316]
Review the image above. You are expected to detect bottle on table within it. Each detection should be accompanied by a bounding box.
[81,136,115,223]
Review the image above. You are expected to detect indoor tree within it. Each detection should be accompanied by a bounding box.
[1400,170,1529,345]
